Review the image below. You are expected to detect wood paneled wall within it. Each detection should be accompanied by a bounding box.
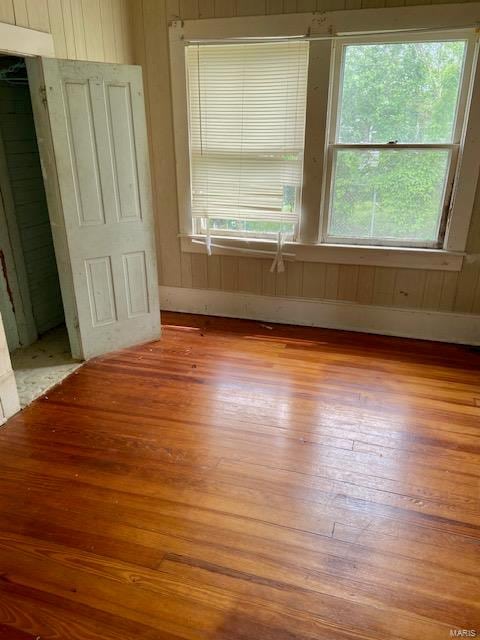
[133,0,480,315]
[2,0,478,315]
[0,0,133,63]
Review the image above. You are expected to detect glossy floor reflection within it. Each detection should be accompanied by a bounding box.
[0,312,478,639]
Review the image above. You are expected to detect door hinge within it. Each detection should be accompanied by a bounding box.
[40,85,47,108]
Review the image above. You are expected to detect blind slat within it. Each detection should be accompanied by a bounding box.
[187,41,309,229]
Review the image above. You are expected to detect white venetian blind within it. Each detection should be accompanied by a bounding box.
[186,41,309,236]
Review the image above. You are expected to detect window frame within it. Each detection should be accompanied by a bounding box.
[320,30,477,249]
[186,39,309,242]
[169,2,480,271]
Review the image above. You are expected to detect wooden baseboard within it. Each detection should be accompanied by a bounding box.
[159,286,480,345]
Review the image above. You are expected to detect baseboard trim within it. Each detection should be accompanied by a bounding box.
[159,286,480,346]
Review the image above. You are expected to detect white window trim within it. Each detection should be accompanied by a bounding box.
[179,235,463,270]
[169,2,480,271]
[321,29,477,250]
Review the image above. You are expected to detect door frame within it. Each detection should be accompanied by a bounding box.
[25,58,82,358]
[0,21,56,423]
[1,20,160,366]
[0,23,81,359]
[0,22,55,349]
[0,22,54,58]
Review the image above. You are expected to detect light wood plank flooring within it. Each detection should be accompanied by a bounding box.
[0,312,479,639]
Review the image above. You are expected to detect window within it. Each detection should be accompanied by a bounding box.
[170,8,480,268]
[324,35,470,248]
[186,41,308,239]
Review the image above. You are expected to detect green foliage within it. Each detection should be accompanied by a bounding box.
[331,39,465,242]
[208,39,466,242]
[339,40,465,144]
[330,149,449,240]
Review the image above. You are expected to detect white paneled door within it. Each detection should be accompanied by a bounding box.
[27,59,160,360]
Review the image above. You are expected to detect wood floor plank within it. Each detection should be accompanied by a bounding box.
[0,312,479,639]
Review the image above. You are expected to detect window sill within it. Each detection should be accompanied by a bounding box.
[180,235,464,271]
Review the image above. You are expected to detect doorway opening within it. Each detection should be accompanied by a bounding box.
[0,54,79,408]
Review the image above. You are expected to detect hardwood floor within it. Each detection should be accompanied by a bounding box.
[0,312,479,639]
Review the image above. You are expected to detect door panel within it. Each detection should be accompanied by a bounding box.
[27,59,160,360]
[123,251,150,317]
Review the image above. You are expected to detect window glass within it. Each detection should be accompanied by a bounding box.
[187,41,309,238]
[337,40,466,144]
[329,149,450,242]
[328,37,468,246]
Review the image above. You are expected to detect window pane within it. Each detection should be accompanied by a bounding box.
[199,219,295,237]
[187,41,308,237]
[328,149,450,242]
[337,40,466,143]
